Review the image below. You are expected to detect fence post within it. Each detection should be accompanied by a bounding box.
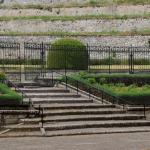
[144,104,146,119]
[51,70,54,84]
[87,44,90,73]
[40,42,45,78]
[77,81,79,95]
[65,76,68,90]
[109,46,111,74]
[129,47,134,74]
[89,86,91,99]
[101,91,104,104]
[38,105,41,115]
[41,108,44,128]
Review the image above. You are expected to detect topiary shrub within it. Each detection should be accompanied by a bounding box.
[47,38,88,70]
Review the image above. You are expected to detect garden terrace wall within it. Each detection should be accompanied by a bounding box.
[0,5,149,16]
[0,35,150,46]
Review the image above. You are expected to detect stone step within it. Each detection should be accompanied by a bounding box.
[24,86,43,88]
[0,110,38,115]
[14,82,39,87]
[42,108,125,116]
[31,98,93,104]
[34,103,115,110]
[127,106,150,111]
[3,120,150,132]
[20,88,70,93]
[44,120,150,131]
[21,114,145,124]
[0,131,42,137]
[26,93,81,98]
[1,127,150,137]
[2,125,40,132]
[45,126,150,137]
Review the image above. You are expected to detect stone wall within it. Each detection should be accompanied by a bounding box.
[0,35,149,46]
[0,19,149,33]
[0,5,149,16]
[1,0,86,4]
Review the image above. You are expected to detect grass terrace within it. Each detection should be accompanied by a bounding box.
[0,14,150,21]
[0,28,150,36]
[0,0,150,9]
[0,73,22,105]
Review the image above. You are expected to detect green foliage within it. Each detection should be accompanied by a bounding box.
[90,58,150,65]
[0,72,5,81]
[0,59,42,65]
[100,83,150,104]
[1,29,150,36]
[47,38,88,69]
[69,72,150,104]
[87,78,96,84]
[99,78,107,84]
[0,13,150,22]
[0,83,22,105]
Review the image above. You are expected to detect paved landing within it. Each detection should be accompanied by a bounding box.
[0,132,150,150]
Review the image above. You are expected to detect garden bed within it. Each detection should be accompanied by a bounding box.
[69,72,150,105]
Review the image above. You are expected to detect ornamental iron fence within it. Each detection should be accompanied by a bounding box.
[0,41,149,81]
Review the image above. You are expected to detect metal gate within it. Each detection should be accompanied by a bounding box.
[0,41,21,82]
[24,42,47,80]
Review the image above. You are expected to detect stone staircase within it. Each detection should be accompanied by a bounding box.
[0,83,150,137]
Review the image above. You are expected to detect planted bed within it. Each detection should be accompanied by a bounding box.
[69,72,150,105]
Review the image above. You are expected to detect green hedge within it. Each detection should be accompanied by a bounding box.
[90,58,150,65]
[100,84,150,105]
[68,72,150,105]
[75,72,150,85]
[0,72,5,81]
[0,83,22,105]
[0,59,42,65]
[47,38,88,69]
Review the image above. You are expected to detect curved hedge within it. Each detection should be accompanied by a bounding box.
[47,38,88,70]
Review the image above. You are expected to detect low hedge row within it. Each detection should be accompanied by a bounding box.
[0,59,42,65]
[77,72,150,86]
[68,72,150,105]
[90,58,150,65]
[99,84,150,105]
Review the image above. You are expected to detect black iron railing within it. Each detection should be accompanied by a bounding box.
[5,79,33,107]
[64,75,147,118]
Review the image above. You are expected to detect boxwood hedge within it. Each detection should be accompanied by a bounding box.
[47,38,88,70]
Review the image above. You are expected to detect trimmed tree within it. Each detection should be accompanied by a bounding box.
[47,38,88,70]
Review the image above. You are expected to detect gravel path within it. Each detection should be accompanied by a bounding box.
[0,132,150,150]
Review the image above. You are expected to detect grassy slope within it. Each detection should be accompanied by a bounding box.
[0,29,150,36]
[0,13,150,21]
[0,83,22,103]
[0,0,150,9]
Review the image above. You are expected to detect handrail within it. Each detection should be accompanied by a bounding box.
[63,74,147,118]
[5,79,33,107]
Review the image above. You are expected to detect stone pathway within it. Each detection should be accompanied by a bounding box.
[0,132,150,150]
